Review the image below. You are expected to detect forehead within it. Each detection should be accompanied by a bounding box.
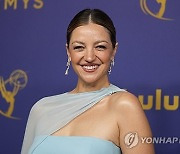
[70,23,111,42]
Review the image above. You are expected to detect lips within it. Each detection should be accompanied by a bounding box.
[81,65,99,72]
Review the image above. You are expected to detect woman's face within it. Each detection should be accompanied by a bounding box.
[67,23,117,85]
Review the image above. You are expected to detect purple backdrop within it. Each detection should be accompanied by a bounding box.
[0,0,179,153]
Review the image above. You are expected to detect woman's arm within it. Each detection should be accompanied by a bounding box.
[113,92,155,154]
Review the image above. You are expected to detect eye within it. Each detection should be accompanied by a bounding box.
[73,46,84,51]
[96,45,107,51]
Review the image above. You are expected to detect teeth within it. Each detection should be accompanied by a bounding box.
[83,65,97,70]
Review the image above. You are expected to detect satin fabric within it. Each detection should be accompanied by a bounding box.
[30,136,121,154]
[21,84,126,154]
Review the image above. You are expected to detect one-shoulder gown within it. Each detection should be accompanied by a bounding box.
[29,135,122,154]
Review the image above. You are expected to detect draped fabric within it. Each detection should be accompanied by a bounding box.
[21,84,126,154]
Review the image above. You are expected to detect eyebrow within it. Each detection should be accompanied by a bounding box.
[71,41,85,45]
[71,40,110,45]
[94,40,109,44]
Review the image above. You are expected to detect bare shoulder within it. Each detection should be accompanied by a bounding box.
[109,91,147,127]
[109,91,155,154]
[109,91,143,112]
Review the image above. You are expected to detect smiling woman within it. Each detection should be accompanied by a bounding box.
[21,9,155,154]
[65,9,117,91]
[67,23,116,89]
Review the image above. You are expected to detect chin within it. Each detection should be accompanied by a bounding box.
[80,76,99,84]
[79,73,108,85]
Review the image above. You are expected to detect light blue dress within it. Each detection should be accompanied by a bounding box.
[22,84,126,154]
[30,136,122,154]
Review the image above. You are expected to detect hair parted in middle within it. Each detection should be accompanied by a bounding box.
[66,9,117,49]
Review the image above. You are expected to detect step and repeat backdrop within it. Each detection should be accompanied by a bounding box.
[0,0,179,153]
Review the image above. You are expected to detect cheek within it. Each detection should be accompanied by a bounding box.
[69,52,82,63]
[98,52,112,63]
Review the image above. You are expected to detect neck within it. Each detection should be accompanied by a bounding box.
[72,76,110,93]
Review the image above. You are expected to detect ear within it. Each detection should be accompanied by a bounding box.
[66,43,71,61]
[111,42,118,60]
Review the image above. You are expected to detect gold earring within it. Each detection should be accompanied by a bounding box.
[65,58,71,75]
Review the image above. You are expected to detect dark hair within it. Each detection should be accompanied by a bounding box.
[66,9,116,48]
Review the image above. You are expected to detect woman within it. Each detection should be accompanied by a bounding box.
[21,9,155,154]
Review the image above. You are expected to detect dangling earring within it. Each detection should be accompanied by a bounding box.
[65,58,71,75]
[108,58,115,74]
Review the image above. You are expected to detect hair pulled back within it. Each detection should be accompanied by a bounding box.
[66,9,116,48]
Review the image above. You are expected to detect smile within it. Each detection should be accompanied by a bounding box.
[82,65,99,72]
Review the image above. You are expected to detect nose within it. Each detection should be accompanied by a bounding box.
[84,48,96,62]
